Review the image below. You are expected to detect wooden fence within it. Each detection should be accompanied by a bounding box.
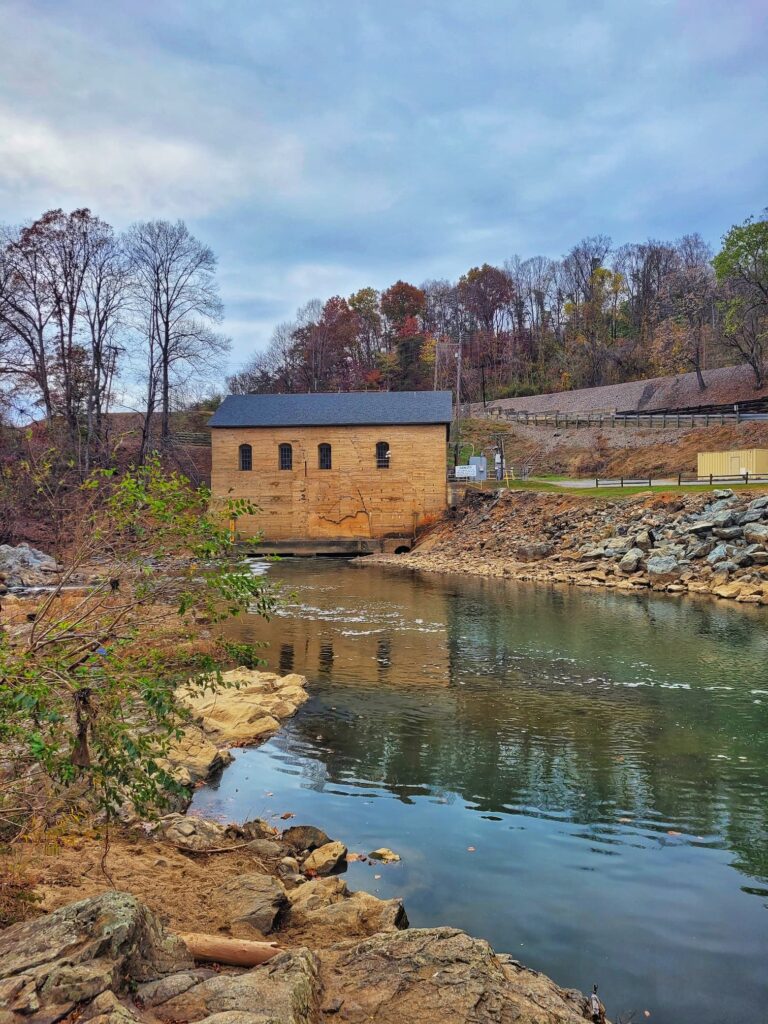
[592,473,768,488]
[484,409,768,429]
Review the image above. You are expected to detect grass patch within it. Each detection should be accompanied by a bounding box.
[467,479,768,500]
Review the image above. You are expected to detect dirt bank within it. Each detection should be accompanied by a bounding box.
[363,487,768,605]
[462,417,768,477]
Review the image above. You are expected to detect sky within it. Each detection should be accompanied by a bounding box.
[0,0,766,379]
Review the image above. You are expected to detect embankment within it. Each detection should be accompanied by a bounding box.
[462,416,768,477]
[365,487,768,605]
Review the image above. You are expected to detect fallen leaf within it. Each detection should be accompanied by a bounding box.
[644,1011,651,1018]
[374,874,382,880]
[467,846,476,852]
[280,812,294,820]
[618,817,632,824]
[667,830,682,836]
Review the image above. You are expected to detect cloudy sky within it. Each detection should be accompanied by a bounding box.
[1,0,766,377]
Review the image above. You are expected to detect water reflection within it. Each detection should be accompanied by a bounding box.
[202,560,768,1024]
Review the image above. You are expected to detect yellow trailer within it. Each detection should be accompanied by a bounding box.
[697,449,768,478]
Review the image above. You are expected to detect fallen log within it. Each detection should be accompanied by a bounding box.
[180,932,284,967]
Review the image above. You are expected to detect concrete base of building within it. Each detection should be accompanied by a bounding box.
[244,536,414,557]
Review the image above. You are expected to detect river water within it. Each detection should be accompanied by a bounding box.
[191,559,768,1024]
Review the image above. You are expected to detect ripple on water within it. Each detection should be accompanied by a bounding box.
[199,559,768,1024]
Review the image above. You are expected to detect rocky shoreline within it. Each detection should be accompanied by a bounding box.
[362,487,768,606]
[0,670,608,1024]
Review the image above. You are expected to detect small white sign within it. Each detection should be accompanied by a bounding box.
[455,465,478,479]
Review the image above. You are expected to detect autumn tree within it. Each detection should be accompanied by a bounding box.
[458,264,515,335]
[380,281,428,388]
[713,212,768,387]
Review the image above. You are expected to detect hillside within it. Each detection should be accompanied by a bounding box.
[461,418,768,477]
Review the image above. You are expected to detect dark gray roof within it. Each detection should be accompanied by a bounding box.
[209,391,453,428]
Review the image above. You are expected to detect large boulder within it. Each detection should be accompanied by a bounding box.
[159,814,235,853]
[178,670,309,747]
[281,825,331,853]
[617,547,644,573]
[0,892,192,1023]
[646,555,680,582]
[137,948,320,1024]
[706,543,733,566]
[219,873,289,934]
[318,927,597,1024]
[515,542,553,562]
[684,520,715,535]
[744,523,768,547]
[166,727,233,783]
[0,543,61,588]
[711,510,734,528]
[284,877,407,943]
[713,526,742,541]
[303,841,347,876]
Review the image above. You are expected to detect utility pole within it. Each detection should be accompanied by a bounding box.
[454,335,462,455]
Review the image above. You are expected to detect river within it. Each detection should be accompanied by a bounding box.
[191,558,768,1024]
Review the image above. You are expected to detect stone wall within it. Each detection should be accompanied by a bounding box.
[211,424,448,540]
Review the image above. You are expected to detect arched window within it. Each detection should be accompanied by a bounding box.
[278,443,293,470]
[376,441,390,469]
[318,443,332,470]
[238,443,252,471]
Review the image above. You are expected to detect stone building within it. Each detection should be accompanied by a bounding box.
[209,391,452,554]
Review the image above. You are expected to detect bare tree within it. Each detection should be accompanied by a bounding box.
[0,219,57,419]
[126,220,227,457]
[658,234,717,390]
[77,221,128,467]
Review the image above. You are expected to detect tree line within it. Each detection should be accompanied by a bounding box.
[0,209,227,471]
[230,211,768,404]
[2,207,765,474]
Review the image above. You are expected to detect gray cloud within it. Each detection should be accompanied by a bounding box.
[1,0,766,369]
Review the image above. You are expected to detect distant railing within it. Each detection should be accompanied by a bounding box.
[592,473,768,488]
[168,431,211,446]
[483,409,768,429]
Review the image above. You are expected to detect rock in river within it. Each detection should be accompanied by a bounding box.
[303,840,347,875]
[369,847,401,863]
[281,824,331,853]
